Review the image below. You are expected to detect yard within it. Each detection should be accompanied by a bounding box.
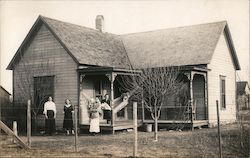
[0,121,249,158]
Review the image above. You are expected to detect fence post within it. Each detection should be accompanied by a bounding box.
[133,102,138,157]
[74,104,78,152]
[13,121,17,143]
[216,100,222,158]
[27,100,31,147]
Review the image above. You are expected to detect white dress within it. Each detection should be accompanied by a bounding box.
[89,106,101,133]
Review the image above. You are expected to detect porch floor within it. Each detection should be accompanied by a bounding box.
[80,120,143,133]
[80,119,208,134]
[143,119,209,128]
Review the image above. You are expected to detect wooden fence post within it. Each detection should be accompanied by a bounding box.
[12,121,17,143]
[74,104,78,152]
[133,102,138,157]
[27,100,31,147]
[216,100,222,158]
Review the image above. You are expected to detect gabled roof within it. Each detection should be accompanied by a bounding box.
[237,81,250,95]
[7,16,240,71]
[121,21,240,70]
[7,16,132,70]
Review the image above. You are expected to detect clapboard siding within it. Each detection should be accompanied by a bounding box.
[13,24,78,129]
[207,32,236,126]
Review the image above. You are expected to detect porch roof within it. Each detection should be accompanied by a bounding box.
[77,67,141,75]
[180,66,210,72]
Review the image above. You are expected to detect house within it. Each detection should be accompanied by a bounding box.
[237,81,250,110]
[0,86,12,128]
[7,15,240,132]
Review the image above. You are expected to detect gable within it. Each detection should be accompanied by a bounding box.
[208,32,237,72]
[7,16,132,70]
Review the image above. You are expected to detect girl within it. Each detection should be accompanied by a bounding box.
[63,99,74,135]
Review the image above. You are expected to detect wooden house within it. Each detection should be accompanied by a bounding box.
[0,86,12,128]
[7,15,240,132]
[237,81,250,110]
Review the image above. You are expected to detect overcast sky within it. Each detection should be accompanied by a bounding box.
[0,0,249,93]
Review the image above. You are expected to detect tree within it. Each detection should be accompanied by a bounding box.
[119,66,186,141]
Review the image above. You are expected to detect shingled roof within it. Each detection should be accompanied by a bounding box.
[7,16,132,70]
[121,21,240,69]
[7,16,240,71]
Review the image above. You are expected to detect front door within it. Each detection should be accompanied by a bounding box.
[192,74,206,120]
[34,76,54,115]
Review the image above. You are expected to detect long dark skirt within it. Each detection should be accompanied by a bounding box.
[103,110,112,120]
[63,119,73,130]
[45,110,55,135]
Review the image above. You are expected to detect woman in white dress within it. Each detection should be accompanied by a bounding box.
[88,98,102,135]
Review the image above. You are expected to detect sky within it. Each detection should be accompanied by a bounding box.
[0,0,249,94]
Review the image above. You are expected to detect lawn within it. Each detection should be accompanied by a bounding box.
[0,122,249,158]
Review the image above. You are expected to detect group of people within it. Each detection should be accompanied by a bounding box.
[43,96,74,135]
[88,94,112,136]
[43,94,111,136]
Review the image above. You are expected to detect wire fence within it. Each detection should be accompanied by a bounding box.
[0,102,249,157]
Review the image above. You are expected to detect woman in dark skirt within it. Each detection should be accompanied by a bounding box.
[63,99,74,135]
[43,96,56,136]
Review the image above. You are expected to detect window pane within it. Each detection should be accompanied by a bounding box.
[220,77,226,109]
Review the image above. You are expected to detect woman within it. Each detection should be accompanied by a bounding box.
[88,98,101,136]
[63,99,74,135]
[43,96,56,136]
[101,94,112,124]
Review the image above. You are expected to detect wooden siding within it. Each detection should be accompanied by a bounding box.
[0,87,11,127]
[207,32,237,126]
[13,24,78,130]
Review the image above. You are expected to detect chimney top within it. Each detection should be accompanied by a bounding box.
[96,15,105,33]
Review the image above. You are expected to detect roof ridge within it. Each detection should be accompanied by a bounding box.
[39,15,119,37]
[121,20,227,36]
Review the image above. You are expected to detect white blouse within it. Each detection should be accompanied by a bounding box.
[43,101,56,115]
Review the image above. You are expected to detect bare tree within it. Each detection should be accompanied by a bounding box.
[14,51,55,132]
[119,66,186,141]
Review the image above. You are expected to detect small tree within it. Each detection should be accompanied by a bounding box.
[120,66,185,141]
[14,51,56,132]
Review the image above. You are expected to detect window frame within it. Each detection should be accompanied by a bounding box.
[220,75,226,109]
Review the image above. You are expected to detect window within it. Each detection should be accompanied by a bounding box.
[220,76,226,109]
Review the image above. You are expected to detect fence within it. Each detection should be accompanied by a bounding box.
[0,101,249,157]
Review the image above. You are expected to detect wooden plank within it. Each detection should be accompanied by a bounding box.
[0,121,31,149]
[133,102,138,157]
[74,105,78,152]
[27,100,31,147]
[216,100,222,158]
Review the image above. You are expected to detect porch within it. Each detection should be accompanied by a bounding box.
[142,66,210,130]
[78,66,210,133]
[77,67,142,134]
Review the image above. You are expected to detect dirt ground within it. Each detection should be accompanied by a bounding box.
[1,122,249,158]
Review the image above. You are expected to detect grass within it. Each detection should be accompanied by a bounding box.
[0,122,249,158]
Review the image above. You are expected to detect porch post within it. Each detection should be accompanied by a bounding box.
[204,74,208,120]
[110,73,117,134]
[189,71,194,131]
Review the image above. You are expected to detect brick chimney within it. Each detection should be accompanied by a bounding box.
[96,15,105,33]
